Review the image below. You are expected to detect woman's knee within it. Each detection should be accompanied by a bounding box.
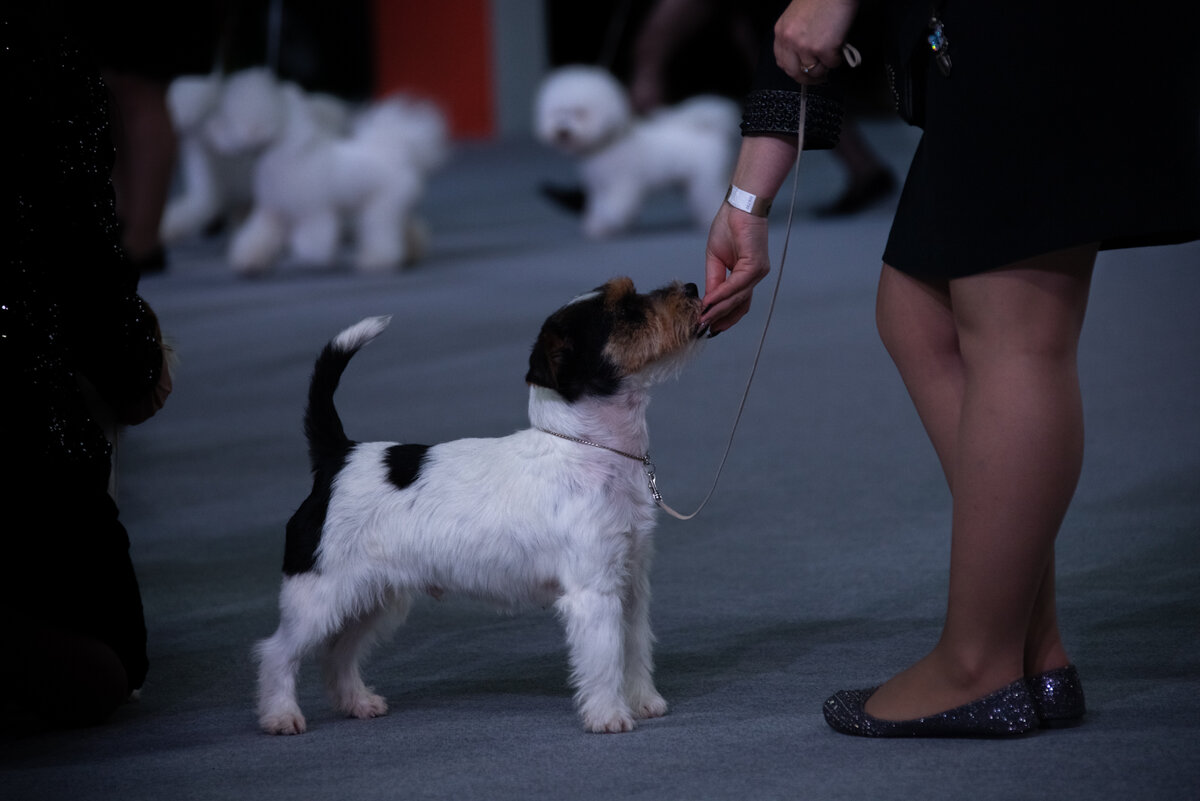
[875,264,957,367]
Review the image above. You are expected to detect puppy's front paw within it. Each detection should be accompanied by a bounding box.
[584,710,637,734]
[345,692,389,720]
[260,709,308,735]
[630,693,668,720]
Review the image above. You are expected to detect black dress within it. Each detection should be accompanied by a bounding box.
[742,0,1200,279]
[1,6,167,724]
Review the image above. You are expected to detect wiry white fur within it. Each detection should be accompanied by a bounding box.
[256,286,702,735]
[533,65,739,238]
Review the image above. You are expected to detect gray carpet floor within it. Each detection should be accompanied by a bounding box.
[3,123,1198,800]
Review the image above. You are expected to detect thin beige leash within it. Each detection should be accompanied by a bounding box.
[652,88,811,520]
[655,43,861,520]
[652,41,866,521]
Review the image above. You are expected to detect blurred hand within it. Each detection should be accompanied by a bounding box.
[118,341,173,426]
[773,0,860,83]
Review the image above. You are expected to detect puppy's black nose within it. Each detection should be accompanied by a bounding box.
[683,283,699,298]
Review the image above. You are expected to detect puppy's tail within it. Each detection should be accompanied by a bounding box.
[304,316,391,470]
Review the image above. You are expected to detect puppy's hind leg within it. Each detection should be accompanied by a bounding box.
[255,575,344,734]
[322,591,411,720]
[255,622,316,734]
[556,587,635,733]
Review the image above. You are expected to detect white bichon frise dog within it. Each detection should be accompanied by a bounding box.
[534,65,739,238]
[207,70,447,276]
[160,69,351,245]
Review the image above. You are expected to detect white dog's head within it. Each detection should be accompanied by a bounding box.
[533,66,633,156]
[204,68,288,155]
[166,74,222,134]
[352,96,449,175]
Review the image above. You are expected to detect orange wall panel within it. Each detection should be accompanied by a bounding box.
[373,0,496,138]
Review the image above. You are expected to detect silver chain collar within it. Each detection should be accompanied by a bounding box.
[536,428,664,505]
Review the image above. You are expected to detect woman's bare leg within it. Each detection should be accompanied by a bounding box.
[867,246,1095,721]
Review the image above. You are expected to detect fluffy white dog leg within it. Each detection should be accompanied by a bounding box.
[582,181,643,240]
[161,138,221,243]
[230,208,287,275]
[255,624,310,735]
[685,163,732,229]
[256,575,347,734]
[321,594,411,720]
[622,549,667,720]
[352,191,411,272]
[289,210,340,266]
[557,587,635,733]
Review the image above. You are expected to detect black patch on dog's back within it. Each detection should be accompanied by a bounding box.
[283,443,354,576]
[384,443,430,490]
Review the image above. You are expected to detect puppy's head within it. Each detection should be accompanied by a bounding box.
[533,66,632,156]
[527,278,705,402]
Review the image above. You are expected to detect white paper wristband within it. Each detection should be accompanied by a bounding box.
[725,184,773,217]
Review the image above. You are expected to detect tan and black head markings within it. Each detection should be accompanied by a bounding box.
[525,277,703,402]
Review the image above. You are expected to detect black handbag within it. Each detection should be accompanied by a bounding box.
[886,3,952,127]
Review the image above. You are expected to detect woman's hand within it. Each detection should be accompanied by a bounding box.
[117,347,173,426]
[701,135,798,335]
[773,0,860,83]
[701,202,771,335]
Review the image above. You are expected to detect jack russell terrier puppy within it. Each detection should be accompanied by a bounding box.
[256,277,706,734]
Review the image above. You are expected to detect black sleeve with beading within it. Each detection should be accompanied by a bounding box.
[740,1,845,149]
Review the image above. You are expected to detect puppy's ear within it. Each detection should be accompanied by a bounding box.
[526,330,570,393]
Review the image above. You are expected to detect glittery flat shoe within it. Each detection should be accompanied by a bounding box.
[1027,664,1086,727]
[823,678,1039,738]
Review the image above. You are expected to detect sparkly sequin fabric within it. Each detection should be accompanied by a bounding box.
[740,89,844,150]
[1,8,163,486]
[1027,664,1086,727]
[823,679,1039,738]
[1,7,162,691]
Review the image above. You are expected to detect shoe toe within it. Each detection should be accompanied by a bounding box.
[822,688,880,736]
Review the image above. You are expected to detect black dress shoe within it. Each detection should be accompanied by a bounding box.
[823,678,1039,738]
[539,182,587,214]
[1027,664,1086,727]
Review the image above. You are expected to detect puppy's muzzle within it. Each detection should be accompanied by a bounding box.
[679,282,710,338]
